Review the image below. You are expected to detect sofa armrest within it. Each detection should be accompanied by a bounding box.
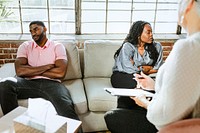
[0,63,16,79]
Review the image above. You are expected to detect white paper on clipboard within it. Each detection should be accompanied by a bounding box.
[104,87,154,97]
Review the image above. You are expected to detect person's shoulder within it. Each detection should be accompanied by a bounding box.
[19,40,33,47]
[48,40,64,46]
[123,42,136,49]
[153,41,161,46]
[22,40,33,44]
[175,33,200,52]
[174,32,200,47]
[187,32,200,45]
[153,41,162,49]
[49,40,61,44]
[173,37,191,50]
[123,41,131,46]
[170,37,194,57]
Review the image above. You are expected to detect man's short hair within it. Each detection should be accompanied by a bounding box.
[29,21,45,27]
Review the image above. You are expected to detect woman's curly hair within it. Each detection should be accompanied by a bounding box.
[114,20,159,66]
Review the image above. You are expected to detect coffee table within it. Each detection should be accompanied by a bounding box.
[0,106,82,133]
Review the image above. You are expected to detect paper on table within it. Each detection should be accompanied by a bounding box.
[104,87,154,97]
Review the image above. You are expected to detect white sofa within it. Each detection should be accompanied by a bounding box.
[0,40,122,132]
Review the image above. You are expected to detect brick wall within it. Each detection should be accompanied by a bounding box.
[0,41,22,66]
[0,40,175,67]
[161,41,174,60]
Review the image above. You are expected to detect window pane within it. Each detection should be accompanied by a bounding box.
[20,0,47,7]
[0,1,20,33]
[49,0,75,33]
[82,11,106,22]
[50,22,75,33]
[82,1,106,34]
[107,22,130,33]
[0,22,21,33]
[108,2,132,10]
[157,3,178,10]
[154,23,177,33]
[108,11,131,22]
[134,0,156,2]
[50,10,74,21]
[82,1,106,10]
[22,22,31,33]
[18,0,48,33]
[109,0,132,2]
[49,0,74,7]
[158,0,176,2]
[132,11,155,22]
[133,2,156,10]
[155,2,178,33]
[21,9,48,21]
[82,23,105,33]
[156,11,178,22]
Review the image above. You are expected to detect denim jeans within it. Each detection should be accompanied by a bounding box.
[0,77,79,120]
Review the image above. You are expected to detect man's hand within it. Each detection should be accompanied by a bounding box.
[42,59,67,79]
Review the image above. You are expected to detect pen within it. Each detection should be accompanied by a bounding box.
[138,76,144,79]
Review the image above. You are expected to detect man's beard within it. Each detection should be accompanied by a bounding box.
[33,32,45,44]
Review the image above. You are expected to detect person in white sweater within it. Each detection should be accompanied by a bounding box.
[133,0,200,130]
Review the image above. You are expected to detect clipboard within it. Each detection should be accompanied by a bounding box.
[104,87,154,97]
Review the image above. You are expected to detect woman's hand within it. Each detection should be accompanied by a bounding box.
[134,72,155,91]
[141,66,153,74]
[130,95,150,109]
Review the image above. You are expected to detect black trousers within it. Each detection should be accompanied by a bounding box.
[104,108,158,133]
[111,71,138,109]
[0,77,83,133]
[108,71,157,133]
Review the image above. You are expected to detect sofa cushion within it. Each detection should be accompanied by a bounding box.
[62,79,87,115]
[0,63,16,79]
[83,78,117,112]
[84,40,121,78]
[59,41,82,80]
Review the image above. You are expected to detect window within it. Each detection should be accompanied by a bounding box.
[0,0,180,34]
[0,0,75,34]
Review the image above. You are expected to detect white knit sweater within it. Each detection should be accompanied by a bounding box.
[147,32,200,129]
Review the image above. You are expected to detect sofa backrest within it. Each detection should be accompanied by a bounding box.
[84,40,122,78]
[56,40,82,80]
